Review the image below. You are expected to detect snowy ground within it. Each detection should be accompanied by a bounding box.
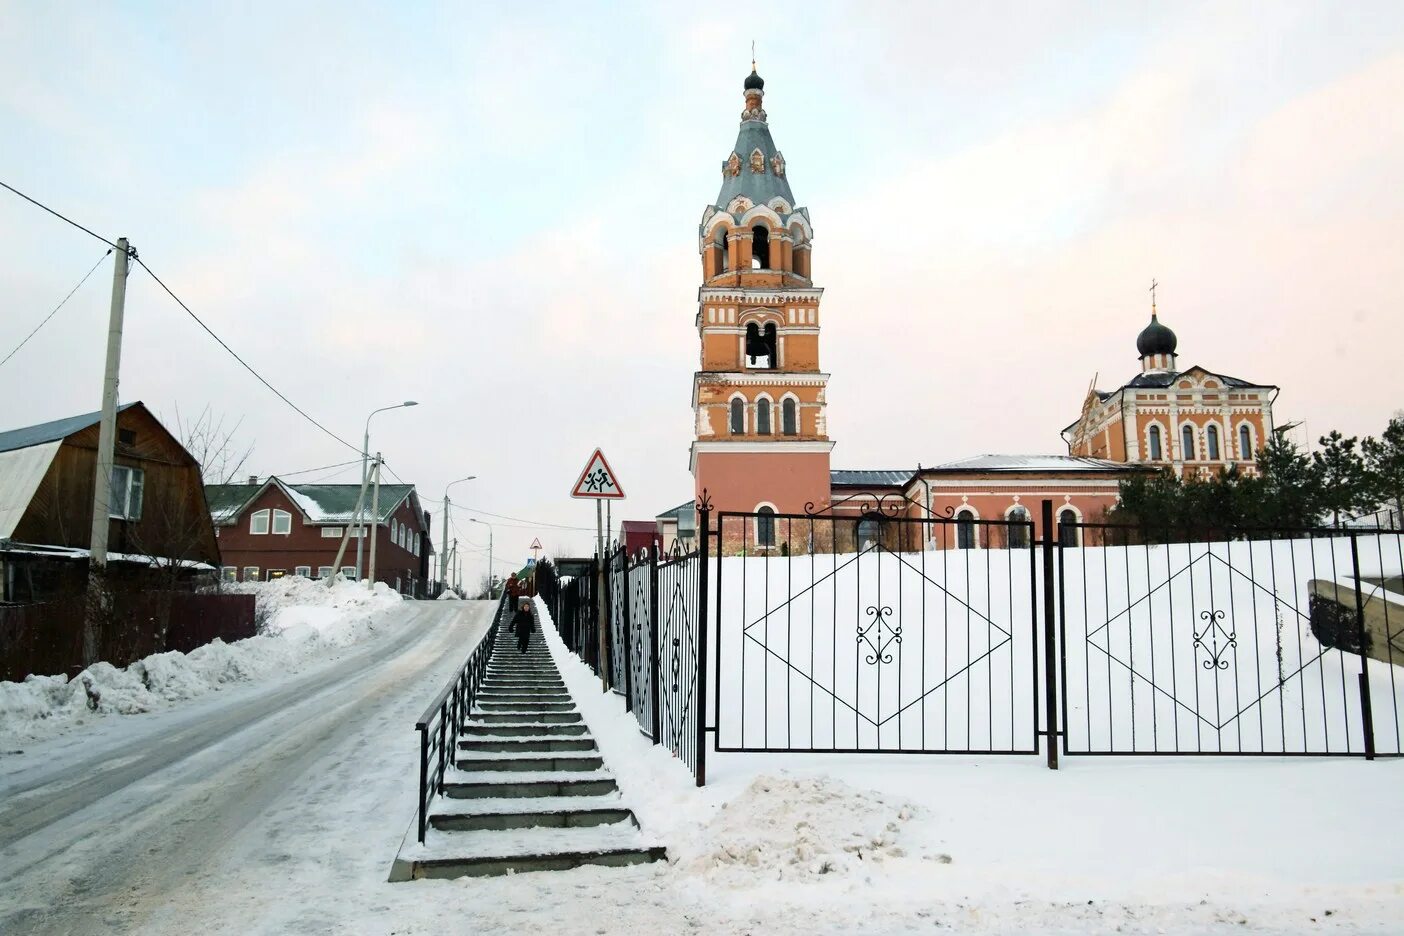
[3,592,1400,934]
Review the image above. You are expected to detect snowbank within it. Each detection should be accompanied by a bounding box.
[0,578,403,743]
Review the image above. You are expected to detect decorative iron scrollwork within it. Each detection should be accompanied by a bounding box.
[857,605,900,665]
[805,491,908,518]
[1193,610,1237,670]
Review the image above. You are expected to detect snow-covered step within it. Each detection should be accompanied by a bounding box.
[457,752,603,773]
[459,736,597,752]
[475,700,575,712]
[442,792,624,814]
[472,710,581,724]
[477,689,570,699]
[429,806,634,832]
[408,824,664,879]
[464,721,589,736]
[442,776,618,800]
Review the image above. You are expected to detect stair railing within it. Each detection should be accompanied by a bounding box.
[415,591,510,843]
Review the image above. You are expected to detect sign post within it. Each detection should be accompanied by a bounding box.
[571,449,626,691]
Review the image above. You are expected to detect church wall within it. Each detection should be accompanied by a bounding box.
[695,450,833,552]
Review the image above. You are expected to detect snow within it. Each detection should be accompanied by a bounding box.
[410,822,653,861]
[0,576,403,744]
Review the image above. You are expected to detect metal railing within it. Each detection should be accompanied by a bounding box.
[414,591,509,842]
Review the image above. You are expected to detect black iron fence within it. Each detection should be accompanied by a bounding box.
[414,591,509,842]
[536,499,711,785]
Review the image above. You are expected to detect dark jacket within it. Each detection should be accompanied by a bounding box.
[511,608,534,636]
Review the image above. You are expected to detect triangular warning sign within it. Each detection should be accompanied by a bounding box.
[570,448,626,499]
[529,537,543,550]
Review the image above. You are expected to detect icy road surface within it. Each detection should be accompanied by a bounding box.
[0,599,493,934]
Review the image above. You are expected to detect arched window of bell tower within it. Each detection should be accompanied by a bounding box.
[745,321,777,369]
[751,224,770,269]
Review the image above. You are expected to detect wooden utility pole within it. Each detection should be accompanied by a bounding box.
[84,238,132,664]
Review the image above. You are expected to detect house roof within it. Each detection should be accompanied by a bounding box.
[830,469,911,487]
[620,520,657,534]
[205,479,421,526]
[920,454,1134,474]
[0,441,62,539]
[0,402,140,454]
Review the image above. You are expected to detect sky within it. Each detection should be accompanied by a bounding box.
[2,1,1401,587]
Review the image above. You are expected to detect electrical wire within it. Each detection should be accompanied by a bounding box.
[134,257,360,456]
[273,458,363,479]
[0,180,118,249]
[0,248,112,371]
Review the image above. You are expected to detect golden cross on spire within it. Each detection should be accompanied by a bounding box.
[1149,278,1158,315]
[752,40,756,72]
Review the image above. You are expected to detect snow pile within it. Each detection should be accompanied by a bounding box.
[0,578,403,743]
[674,773,919,880]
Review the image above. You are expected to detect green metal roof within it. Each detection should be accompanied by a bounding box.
[0,402,139,454]
[205,480,418,525]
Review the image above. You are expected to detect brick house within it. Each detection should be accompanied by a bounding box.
[205,478,433,595]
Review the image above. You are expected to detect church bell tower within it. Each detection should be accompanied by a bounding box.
[690,64,834,520]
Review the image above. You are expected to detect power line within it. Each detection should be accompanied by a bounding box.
[134,257,360,457]
[0,248,111,371]
[459,505,596,532]
[0,180,118,249]
[273,458,363,479]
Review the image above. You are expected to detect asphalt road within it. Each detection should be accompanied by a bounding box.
[0,599,493,935]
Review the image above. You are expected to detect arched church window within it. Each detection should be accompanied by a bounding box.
[1007,506,1030,548]
[745,321,777,369]
[752,225,770,269]
[1058,509,1079,546]
[729,397,745,434]
[1206,424,1221,461]
[757,398,772,435]
[1148,425,1163,461]
[756,506,776,547]
[857,516,879,550]
[956,509,975,550]
[1182,425,1196,461]
[781,398,798,436]
[1239,424,1253,460]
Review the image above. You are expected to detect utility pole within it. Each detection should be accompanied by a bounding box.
[441,496,451,595]
[367,454,382,590]
[85,238,132,665]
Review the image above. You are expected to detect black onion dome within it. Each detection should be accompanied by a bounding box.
[1136,313,1178,357]
[744,69,764,91]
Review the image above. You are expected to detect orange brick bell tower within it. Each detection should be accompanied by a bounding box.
[690,63,834,521]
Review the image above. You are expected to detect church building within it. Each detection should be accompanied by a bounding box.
[1062,295,1279,477]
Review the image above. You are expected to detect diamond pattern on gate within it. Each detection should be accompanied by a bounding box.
[1083,548,1327,732]
[739,544,1014,729]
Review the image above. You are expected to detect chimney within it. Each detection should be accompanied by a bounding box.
[248,475,259,485]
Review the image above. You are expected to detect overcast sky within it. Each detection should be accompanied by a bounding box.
[2,1,1401,586]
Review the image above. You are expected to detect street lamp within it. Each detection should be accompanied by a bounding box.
[441,475,476,595]
[470,518,494,598]
[356,401,418,579]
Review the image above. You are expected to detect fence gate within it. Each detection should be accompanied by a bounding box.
[713,499,1041,754]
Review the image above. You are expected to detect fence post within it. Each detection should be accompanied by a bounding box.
[649,543,661,742]
[1350,535,1377,760]
[1040,499,1059,770]
[621,548,634,714]
[695,492,712,786]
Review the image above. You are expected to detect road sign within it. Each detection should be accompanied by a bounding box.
[570,448,626,499]
[526,557,536,568]
[529,537,543,551]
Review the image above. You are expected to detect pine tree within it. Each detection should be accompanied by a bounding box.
[1255,432,1320,529]
[1362,416,1404,528]
[1312,431,1368,526]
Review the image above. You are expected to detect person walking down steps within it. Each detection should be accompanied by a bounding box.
[511,598,535,654]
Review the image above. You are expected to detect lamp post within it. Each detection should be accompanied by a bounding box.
[357,400,417,580]
[470,518,493,598]
[441,475,476,596]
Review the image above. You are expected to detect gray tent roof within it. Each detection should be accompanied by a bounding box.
[715,117,796,208]
[0,402,139,454]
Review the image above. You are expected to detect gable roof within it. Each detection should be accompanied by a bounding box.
[0,402,140,454]
[205,478,420,526]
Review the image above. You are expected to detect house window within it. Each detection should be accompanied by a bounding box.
[1148,425,1163,461]
[1181,425,1196,461]
[341,566,356,580]
[268,569,287,580]
[317,566,333,579]
[272,509,292,535]
[294,566,311,578]
[782,398,798,435]
[250,509,270,534]
[756,506,776,548]
[1058,509,1079,547]
[956,509,976,549]
[730,398,745,434]
[321,527,343,538]
[1239,424,1253,459]
[757,398,772,435]
[108,465,145,520]
[243,566,260,581]
[1206,424,1221,461]
[221,566,237,583]
[118,428,137,446]
[1007,506,1031,548]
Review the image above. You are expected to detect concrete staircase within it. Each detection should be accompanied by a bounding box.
[405,621,665,879]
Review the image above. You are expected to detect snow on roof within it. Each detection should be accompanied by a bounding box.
[0,402,139,454]
[205,480,417,525]
[0,441,61,538]
[0,541,216,571]
[830,469,912,487]
[923,455,1131,473]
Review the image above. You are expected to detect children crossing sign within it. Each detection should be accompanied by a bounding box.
[570,448,626,499]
